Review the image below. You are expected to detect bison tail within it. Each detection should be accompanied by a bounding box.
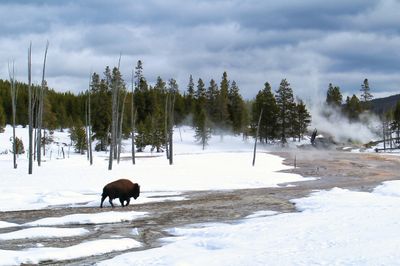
[101,188,108,197]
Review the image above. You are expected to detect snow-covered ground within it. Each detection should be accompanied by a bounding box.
[0,125,309,211]
[0,238,141,265]
[2,125,400,265]
[99,183,400,266]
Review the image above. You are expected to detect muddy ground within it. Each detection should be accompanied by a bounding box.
[1,150,399,265]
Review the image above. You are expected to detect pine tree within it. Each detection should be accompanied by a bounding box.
[91,72,111,151]
[194,78,211,148]
[326,83,343,107]
[360,78,373,110]
[43,96,57,131]
[152,76,166,152]
[228,80,246,134]
[296,100,311,141]
[136,119,150,152]
[345,94,362,121]
[12,137,25,155]
[217,72,230,130]
[276,79,295,144]
[70,121,87,154]
[194,108,211,149]
[252,82,278,142]
[185,74,195,115]
[134,60,144,92]
[206,79,219,125]
[195,78,206,102]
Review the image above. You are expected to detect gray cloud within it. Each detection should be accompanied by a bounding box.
[0,0,399,101]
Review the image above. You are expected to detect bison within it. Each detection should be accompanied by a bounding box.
[100,179,140,208]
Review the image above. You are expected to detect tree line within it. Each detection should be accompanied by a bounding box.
[325,78,374,120]
[0,59,313,168]
[324,78,400,145]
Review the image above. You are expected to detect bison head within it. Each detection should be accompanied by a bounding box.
[132,183,140,199]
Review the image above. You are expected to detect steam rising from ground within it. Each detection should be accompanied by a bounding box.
[309,103,381,144]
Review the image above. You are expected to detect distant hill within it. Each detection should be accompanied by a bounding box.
[370,94,400,115]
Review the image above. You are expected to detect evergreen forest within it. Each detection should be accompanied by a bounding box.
[0,61,314,152]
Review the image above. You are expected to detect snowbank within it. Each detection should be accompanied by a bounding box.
[0,227,89,240]
[24,211,147,226]
[0,238,141,265]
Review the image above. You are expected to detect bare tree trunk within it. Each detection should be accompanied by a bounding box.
[37,41,49,167]
[34,124,37,161]
[117,92,128,164]
[88,79,93,165]
[252,108,263,166]
[28,43,33,174]
[165,94,170,160]
[108,82,117,170]
[132,109,137,164]
[108,66,120,170]
[169,92,176,165]
[131,70,136,165]
[43,129,46,157]
[8,61,17,169]
[114,55,122,160]
[85,98,89,160]
[114,89,120,160]
[383,120,386,152]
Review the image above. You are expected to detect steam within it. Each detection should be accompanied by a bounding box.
[309,103,381,144]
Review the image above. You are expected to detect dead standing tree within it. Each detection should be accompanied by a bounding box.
[132,60,143,163]
[86,75,93,165]
[117,91,128,164]
[8,61,17,169]
[165,92,170,160]
[166,78,177,165]
[131,69,137,165]
[252,108,263,166]
[36,41,49,167]
[108,57,123,170]
[108,68,119,170]
[28,43,34,174]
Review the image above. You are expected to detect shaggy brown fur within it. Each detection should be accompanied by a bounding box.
[100,179,140,208]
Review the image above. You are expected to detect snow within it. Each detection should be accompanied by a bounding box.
[0,221,18,229]
[99,184,400,266]
[373,180,400,197]
[0,227,89,240]
[0,238,141,265]
[0,125,309,212]
[24,211,147,226]
[3,125,400,265]
[244,210,278,219]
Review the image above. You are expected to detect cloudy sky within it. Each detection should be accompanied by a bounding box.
[1,0,399,101]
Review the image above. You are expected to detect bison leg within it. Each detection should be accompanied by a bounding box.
[109,198,115,208]
[126,198,130,206]
[119,198,125,207]
[100,195,107,208]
